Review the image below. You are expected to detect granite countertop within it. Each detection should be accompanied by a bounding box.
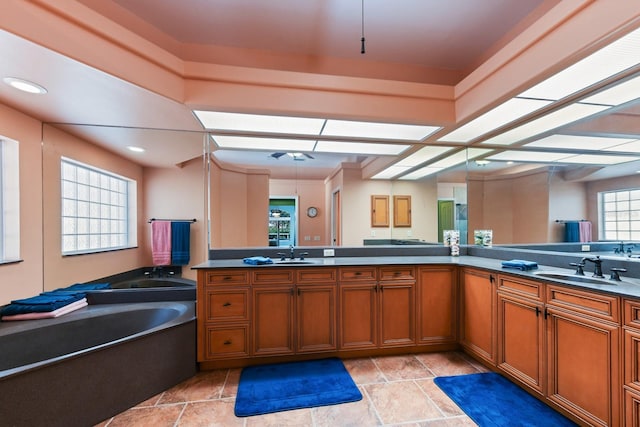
[193,255,640,299]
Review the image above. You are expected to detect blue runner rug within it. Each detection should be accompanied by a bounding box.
[434,372,577,426]
[234,358,362,417]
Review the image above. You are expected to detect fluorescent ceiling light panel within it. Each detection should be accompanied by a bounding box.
[399,167,444,180]
[396,146,455,167]
[602,140,640,153]
[315,140,409,155]
[480,103,610,146]
[525,134,637,150]
[580,74,640,106]
[487,151,569,162]
[519,28,640,101]
[211,135,316,152]
[426,147,492,169]
[561,154,639,165]
[194,111,324,135]
[322,119,440,141]
[438,98,552,142]
[371,165,412,179]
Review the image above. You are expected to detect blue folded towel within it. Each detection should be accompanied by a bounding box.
[53,282,111,292]
[501,259,539,271]
[1,292,86,316]
[243,256,273,265]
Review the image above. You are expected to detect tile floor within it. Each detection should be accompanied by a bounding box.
[97,351,489,426]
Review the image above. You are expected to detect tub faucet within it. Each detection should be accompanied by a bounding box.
[582,256,604,278]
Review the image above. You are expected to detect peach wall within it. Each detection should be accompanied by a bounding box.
[0,103,44,305]
[143,159,207,281]
[41,125,146,290]
[269,179,327,246]
[548,175,587,242]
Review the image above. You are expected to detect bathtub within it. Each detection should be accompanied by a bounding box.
[86,276,196,304]
[0,301,196,427]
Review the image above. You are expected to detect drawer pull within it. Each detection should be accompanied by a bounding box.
[222,302,232,307]
[223,276,232,281]
[223,340,232,345]
[355,271,362,276]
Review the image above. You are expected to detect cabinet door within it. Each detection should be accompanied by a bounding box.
[379,281,415,347]
[459,268,496,365]
[297,284,337,353]
[252,285,295,356]
[497,292,545,395]
[339,283,378,350]
[546,307,620,427]
[417,266,456,344]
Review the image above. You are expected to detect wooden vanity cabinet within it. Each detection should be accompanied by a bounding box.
[545,285,621,427]
[623,299,640,425]
[417,266,457,345]
[296,268,337,353]
[459,268,497,365]
[379,266,416,347]
[496,275,545,396]
[339,266,379,350]
[197,269,251,361]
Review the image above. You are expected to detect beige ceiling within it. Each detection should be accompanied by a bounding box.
[1,0,640,180]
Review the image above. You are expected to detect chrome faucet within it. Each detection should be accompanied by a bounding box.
[289,245,296,260]
[582,256,604,278]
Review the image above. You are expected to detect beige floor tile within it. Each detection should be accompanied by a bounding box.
[312,386,382,426]
[415,352,481,377]
[415,378,464,417]
[244,407,313,426]
[419,415,478,426]
[221,368,241,398]
[343,357,387,385]
[365,381,443,424]
[159,369,229,404]
[134,392,164,408]
[178,399,244,427]
[106,404,185,427]
[373,354,434,381]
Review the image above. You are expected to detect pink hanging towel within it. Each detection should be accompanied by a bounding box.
[579,221,592,243]
[151,220,172,265]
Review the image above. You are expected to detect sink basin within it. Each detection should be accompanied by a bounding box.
[533,271,617,285]
[274,259,317,265]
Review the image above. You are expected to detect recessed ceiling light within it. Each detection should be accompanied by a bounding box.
[3,77,47,94]
[127,146,145,153]
[475,160,490,166]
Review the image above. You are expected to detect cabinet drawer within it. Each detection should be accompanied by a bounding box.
[205,269,249,286]
[498,275,544,301]
[625,299,640,329]
[206,324,249,358]
[546,285,620,323]
[379,266,415,281]
[252,269,295,285]
[339,267,377,282]
[206,289,249,322]
[297,268,337,284]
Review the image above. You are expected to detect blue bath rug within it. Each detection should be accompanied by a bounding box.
[434,372,577,426]
[234,358,362,417]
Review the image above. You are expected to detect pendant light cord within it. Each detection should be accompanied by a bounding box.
[361,0,366,54]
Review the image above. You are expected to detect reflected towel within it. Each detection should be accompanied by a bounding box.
[171,221,191,266]
[579,221,592,243]
[564,222,580,243]
[0,292,86,317]
[1,299,88,321]
[243,256,274,265]
[52,282,110,293]
[152,220,172,265]
[501,259,539,271]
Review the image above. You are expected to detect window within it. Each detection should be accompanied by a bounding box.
[599,188,640,240]
[1,137,20,262]
[61,158,137,255]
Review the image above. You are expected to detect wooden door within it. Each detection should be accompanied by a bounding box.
[339,283,378,350]
[332,189,341,246]
[497,292,545,395]
[252,285,295,356]
[296,284,337,353]
[379,281,415,347]
[417,266,457,344]
[546,307,620,427]
[459,268,496,364]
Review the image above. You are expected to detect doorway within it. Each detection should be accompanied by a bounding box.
[268,197,298,247]
[331,189,341,246]
[437,200,455,243]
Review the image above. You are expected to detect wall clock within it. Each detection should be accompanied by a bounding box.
[306,206,318,218]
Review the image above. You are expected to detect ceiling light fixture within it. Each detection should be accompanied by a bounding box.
[126,146,145,153]
[2,77,47,94]
[360,0,366,54]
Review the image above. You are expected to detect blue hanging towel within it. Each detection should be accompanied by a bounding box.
[171,221,191,265]
[564,222,580,243]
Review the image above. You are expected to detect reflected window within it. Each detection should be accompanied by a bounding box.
[60,158,137,255]
[1,137,20,262]
[599,189,640,240]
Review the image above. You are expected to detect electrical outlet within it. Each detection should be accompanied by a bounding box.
[581,244,591,252]
[304,235,311,241]
[323,248,335,257]
[407,230,412,237]
[371,230,376,237]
